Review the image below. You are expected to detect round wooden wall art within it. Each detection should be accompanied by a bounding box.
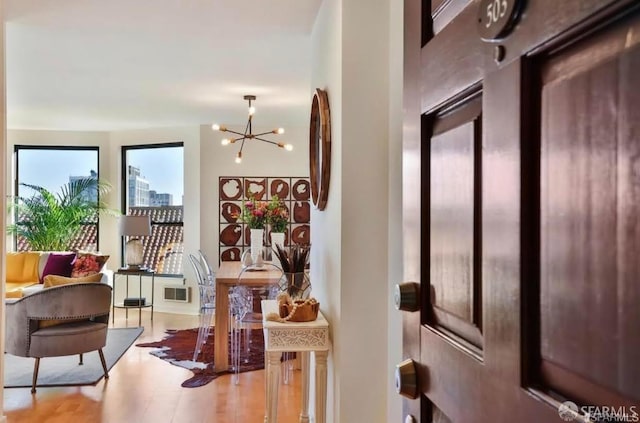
[309,88,331,210]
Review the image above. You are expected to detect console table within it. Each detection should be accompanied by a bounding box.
[261,299,330,423]
[112,268,155,326]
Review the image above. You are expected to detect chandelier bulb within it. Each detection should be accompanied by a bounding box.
[248,106,256,116]
[235,152,242,164]
[276,127,285,135]
[221,138,230,146]
[212,123,220,131]
[284,143,293,151]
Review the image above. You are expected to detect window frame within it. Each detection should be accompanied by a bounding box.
[121,142,184,277]
[14,144,102,251]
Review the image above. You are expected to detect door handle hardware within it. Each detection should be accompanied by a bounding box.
[405,415,416,423]
[394,283,419,312]
[395,358,418,399]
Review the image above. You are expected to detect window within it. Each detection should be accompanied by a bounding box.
[122,143,184,276]
[14,145,101,251]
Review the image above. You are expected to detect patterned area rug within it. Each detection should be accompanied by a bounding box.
[136,326,264,388]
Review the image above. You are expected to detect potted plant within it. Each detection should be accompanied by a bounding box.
[7,177,115,251]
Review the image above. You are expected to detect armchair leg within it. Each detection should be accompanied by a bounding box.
[31,358,40,394]
[79,353,83,365]
[98,349,109,379]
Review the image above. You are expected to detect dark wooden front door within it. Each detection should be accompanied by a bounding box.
[401,1,640,421]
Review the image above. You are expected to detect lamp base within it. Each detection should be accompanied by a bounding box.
[125,238,145,269]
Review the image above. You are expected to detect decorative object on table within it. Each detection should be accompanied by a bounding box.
[7,176,115,251]
[123,297,146,307]
[235,194,268,264]
[212,95,294,163]
[267,195,288,255]
[309,88,331,211]
[119,215,151,270]
[136,326,269,388]
[219,176,311,264]
[240,247,264,269]
[266,292,319,322]
[274,244,311,299]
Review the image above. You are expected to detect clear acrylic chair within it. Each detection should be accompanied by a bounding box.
[197,249,215,284]
[188,253,216,362]
[230,261,283,385]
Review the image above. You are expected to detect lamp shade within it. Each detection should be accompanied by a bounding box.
[119,215,151,237]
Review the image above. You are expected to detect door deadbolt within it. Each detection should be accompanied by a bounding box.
[395,358,418,399]
[394,282,419,312]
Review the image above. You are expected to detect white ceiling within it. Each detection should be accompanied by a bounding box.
[5,0,323,131]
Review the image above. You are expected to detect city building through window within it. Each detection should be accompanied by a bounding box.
[14,146,101,251]
[122,143,184,276]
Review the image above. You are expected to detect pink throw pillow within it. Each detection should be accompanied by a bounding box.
[71,252,110,278]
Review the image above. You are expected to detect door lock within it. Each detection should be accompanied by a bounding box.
[395,358,418,399]
[394,282,420,312]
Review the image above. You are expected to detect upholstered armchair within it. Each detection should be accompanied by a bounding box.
[5,282,113,393]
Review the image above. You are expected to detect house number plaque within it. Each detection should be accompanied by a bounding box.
[477,0,524,41]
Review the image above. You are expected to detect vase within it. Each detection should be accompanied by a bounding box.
[270,232,285,256]
[280,271,311,300]
[250,228,264,264]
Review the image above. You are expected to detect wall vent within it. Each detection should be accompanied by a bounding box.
[163,285,190,303]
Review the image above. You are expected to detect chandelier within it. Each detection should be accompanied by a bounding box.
[212,95,293,163]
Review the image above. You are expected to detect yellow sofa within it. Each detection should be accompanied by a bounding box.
[6,252,45,298]
[5,252,112,298]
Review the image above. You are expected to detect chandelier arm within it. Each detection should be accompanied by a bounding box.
[253,130,280,137]
[231,136,247,143]
[244,117,251,138]
[254,136,281,146]
[223,129,247,137]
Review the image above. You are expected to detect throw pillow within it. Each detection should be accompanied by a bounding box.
[71,252,110,278]
[6,252,41,283]
[43,272,104,288]
[40,252,76,283]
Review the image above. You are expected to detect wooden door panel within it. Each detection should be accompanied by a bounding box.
[403,0,640,421]
[429,95,483,349]
[420,0,639,114]
[431,0,473,35]
[538,13,640,406]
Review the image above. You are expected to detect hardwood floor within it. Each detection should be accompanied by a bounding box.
[3,311,302,422]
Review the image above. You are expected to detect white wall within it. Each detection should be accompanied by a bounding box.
[311,0,402,421]
[310,0,342,419]
[387,0,404,421]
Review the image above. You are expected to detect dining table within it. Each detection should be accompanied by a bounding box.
[213,260,283,372]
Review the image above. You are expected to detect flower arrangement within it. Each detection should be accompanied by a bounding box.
[236,195,269,229]
[266,195,289,233]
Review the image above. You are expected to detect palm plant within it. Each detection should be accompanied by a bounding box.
[7,177,115,251]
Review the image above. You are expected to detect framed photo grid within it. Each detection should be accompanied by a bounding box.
[218,176,311,263]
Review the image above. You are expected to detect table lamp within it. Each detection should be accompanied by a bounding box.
[119,215,151,270]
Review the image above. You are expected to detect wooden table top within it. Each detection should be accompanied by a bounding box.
[215,261,283,282]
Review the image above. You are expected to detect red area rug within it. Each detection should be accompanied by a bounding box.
[136,327,264,388]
